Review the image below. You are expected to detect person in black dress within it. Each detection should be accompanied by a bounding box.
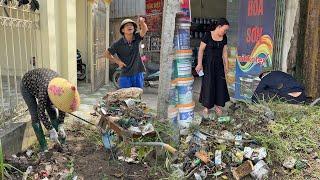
[195,18,230,116]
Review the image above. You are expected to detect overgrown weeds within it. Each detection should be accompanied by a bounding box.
[0,141,24,179]
[252,102,320,164]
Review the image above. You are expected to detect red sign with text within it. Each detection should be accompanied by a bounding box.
[146,0,163,14]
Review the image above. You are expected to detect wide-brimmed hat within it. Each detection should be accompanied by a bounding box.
[48,78,80,113]
[120,19,137,35]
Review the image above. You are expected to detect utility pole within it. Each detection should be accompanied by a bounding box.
[157,0,180,120]
[303,0,320,98]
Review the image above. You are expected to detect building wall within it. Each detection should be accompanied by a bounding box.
[58,0,77,84]
[110,0,145,18]
[39,0,58,71]
[39,0,77,85]
[55,0,62,73]
[190,0,227,18]
[76,0,88,65]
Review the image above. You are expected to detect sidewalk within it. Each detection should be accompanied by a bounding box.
[73,83,160,121]
[73,78,203,123]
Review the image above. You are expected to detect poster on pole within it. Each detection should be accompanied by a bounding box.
[145,0,163,32]
[146,0,163,14]
[179,0,191,22]
[226,0,276,100]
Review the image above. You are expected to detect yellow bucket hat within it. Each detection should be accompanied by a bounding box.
[48,78,80,113]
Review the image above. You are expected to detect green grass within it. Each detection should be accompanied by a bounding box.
[252,103,320,164]
[0,141,24,179]
[242,101,320,180]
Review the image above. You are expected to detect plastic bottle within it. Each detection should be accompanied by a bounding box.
[235,131,243,147]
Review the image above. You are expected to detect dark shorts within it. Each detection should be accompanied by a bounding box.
[119,72,144,89]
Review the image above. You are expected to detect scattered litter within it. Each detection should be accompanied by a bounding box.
[218,130,235,143]
[194,172,202,180]
[141,123,155,135]
[283,156,297,169]
[244,147,254,159]
[214,150,222,165]
[195,151,210,164]
[218,116,231,123]
[243,132,252,139]
[22,166,33,180]
[250,160,269,180]
[26,150,33,157]
[257,147,267,160]
[124,98,137,107]
[232,160,254,180]
[235,123,242,129]
[194,131,207,141]
[199,168,207,179]
[180,128,189,136]
[212,171,223,177]
[221,175,228,179]
[101,107,107,115]
[190,159,201,169]
[234,132,243,147]
[128,126,142,133]
[185,135,193,143]
[6,91,315,179]
[118,156,139,164]
[232,150,244,164]
[39,170,49,178]
[248,147,268,162]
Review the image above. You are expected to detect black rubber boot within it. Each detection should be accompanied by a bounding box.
[31,122,48,151]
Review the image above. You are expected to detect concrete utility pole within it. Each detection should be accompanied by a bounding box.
[157,0,180,119]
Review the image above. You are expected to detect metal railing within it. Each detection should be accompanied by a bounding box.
[0,0,40,125]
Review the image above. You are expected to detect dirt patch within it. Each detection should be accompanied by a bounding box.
[4,127,165,180]
[67,130,158,179]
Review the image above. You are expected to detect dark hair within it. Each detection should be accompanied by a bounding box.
[258,71,271,79]
[211,18,229,31]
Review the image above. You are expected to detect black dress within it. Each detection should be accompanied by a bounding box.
[199,33,230,109]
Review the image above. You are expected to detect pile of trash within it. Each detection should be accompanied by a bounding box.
[92,90,275,179]
[94,88,156,136]
[173,124,270,180]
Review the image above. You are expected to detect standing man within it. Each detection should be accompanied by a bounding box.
[104,17,148,88]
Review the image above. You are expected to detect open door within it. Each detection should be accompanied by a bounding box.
[91,0,107,92]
